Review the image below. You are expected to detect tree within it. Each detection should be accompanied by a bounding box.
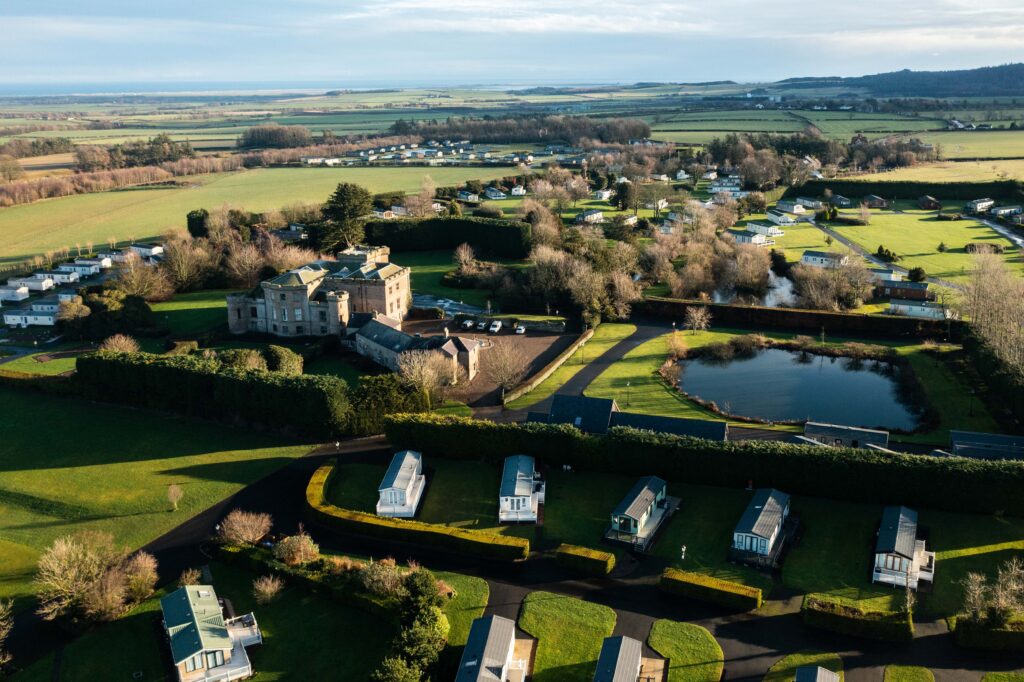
[179,567,202,587]
[937,241,947,253]
[35,531,122,621]
[398,350,457,410]
[858,203,872,225]
[123,552,158,603]
[186,208,210,239]
[0,599,11,670]
[218,509,272,545]
[99,334,140,353]
[566,175,590,207]
[225,242,267,287]
[907,266,927,282]
[110,252,173,301]
[0,154,25,182]
[397,605,449,670]
[613,182,640,215]
[685,306,712,334]
[167,483,184,511]
[273,528,320,566]
[403,175,438,218]
[319,182,372,250]
[482,340,529,397]
[453,242,475,274]
[371,656,421,682]
[162,238,215,291]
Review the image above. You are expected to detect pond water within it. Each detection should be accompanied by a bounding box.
[713,269,795,308]
[678,348,921,431]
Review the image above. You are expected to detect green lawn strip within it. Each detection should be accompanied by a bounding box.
[0,351,79,376]
[303,354,367,386]
[435,400,473,418]
[983,673,1024,682]
[505,322,637,410]
[0,387,310,605]
[647,620,724,682]
[436,571,489,647]
[884,666,935,682]
[518,590,616,682]
[324,462,385,513]
[150,288,237,337]
[765,651,844,681]
[396,249,527,308]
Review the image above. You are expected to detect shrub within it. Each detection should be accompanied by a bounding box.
[659,568,762,611]
[218,348,268,372]
[950,616,1024,651]
[472,205,503,219]
[165,340,199,356]
[178,567,202,587]
[801,594,914,642]
[264,344,304,374]
[123,552,158,603]
[371,656,421,682]
[99,334,139,352]
[358,558,409,599]
[306,462,530,561]
[555,544,616,576]
[218,509,273,545]
[272,529,320,566]
[252,575,284,604]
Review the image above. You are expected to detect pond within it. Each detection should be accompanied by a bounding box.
[712,269,795,308]
[678,348,921,431]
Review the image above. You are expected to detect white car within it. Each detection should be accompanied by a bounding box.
[488,320,502,334]
[476,320,488,330]
[515,324,526,335]
[462,319,475,329]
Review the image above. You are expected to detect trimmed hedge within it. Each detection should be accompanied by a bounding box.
[383,414,1024,516]
[76,351,349,438]
[555,544,616,576]
[950,616,1024,651]
[365,217,531,258]
[788,179,1024,203]
[801,595,914,642]
[306,461,530,561]
[659,568,762,611]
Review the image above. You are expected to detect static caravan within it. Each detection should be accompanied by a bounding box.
[376,450,426,518]
[593,636,643,682]
[456,615,518,682]
[8,276,53,292]
[732,488,790,557]
[498,455,544,523]
[610,476,666,538]
[873,505,935,591]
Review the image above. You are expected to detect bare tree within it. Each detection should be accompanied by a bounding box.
[453,242,476,274]
[960,253,1024,386]
[162,238,215,291]
[858,203,872,225]
[218,509,273,545]
[398,350,457,409]
[483,340,529,397]
[123,552,158,603]
[607,270,643,319]
[565,175,590,207]
[0,599,12,669]
[99,334,140,353]
[167,483,184,511]
[82,566,127,622]
[225,242,266,287]
[179,567,202,587]
[685,306,712,334]
[35,531,122,621]
[263,238,314,272]
[110,252,173,301]
[253,575,284,604]
[404,175,438,218]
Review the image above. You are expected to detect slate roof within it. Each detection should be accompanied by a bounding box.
[329,262,405,281]
[379,450,421,492]
[876,505,918,559]
[593,635,643,682]
[456,615,516,682]
[950,430,1024,459]
[357,319,419,353]
[160,585,231,664]
[610,412,728,441]
[267,265,326,287]
[500,455,535,498]
[735,488,790,539]
[612,476,666,520]
[795,666,841,682]
[548,394,617,434]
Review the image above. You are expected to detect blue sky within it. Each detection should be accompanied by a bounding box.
[2,0,1023,89]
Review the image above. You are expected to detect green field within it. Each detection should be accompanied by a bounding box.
[0,166,517,266]
[829,209,1022,283]
[903,130,1024,159]
[0,387,310,608]
[398,249,520,308]
[849,159,1024,182]
[885,665,935,682]
[737,214,834,262]
[518,591,616,682]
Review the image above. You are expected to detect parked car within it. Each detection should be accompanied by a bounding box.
[515,324,526,335]
[476,320,488,330]
[462,318,475,329]
[488,320,503,334]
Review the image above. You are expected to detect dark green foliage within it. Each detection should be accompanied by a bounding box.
[186,208,209,238]
[402,570,445,616]
[801,595,914,642]
[472,205,503,219]
[371,657,421,682]
[365,217,531,258]
[555,544,616,576]
[76,352,350,438]
[659,568,762,611]
[61,290,155,341]
[951,617,1024,651]
[397,605,448,670]
[218,348,268,372]
[876,245,900,262]
[264,345,304,375]
[907,267,927,282]
[384,414,1024,516]
[237,124,313,149]
[965,242,1005,254]
[789,179,1024,203]
[346,374,428,436]
[318,182,373,250]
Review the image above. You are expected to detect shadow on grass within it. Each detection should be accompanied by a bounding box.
[158,457,297,485]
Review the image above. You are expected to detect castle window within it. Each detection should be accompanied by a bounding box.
[319,311,327,322]
[250,307,257,317]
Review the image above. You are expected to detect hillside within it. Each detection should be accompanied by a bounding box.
[777,63,1024,97]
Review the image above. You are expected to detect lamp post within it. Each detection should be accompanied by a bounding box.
[626,381,631,407]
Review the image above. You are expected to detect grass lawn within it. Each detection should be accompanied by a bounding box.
[885,666,935,682]
[984,673,1024,682]
[324,462,384,512]
[505,322,636,409]
[436,571,489,648]
[850,159,1024,182]
[765,651,844,681]
[150,289,236,336]
[543,471,640,555]
[0,346,83,376]
[12,561,394,682]
[0,387,310,609]
[647,620,724,682]
[736,215,833,263]
[397,249,527,309]
[435,399,473,418]
[304,353,369,386]
[828,210,1022,284]
[518,590,616,682]
[0,166,518,267]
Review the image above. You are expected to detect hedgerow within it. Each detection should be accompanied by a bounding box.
[659,568,763,611]
[555,544,616,576]
[802,594,914,642]
[365,217,531,258]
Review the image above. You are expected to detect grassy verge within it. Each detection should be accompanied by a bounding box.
[505,322,636,409]
[765,651,844,681]
[885,666,935,682]
[436,571,489,647]
[648,620,724,682]
[518,590,616,682]
[150,288,236,336]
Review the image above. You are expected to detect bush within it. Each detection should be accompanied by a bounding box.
[252,575,284,604]
[165,340,199,356]
[383,414,1024,516]
[306,462,529,561]
[555,544,616,576]
[264,345,304,374]
[218,348,268,372]
[659,568,763,611]
[273,530,320,566]
[790,179,1024,202]
[365,217,531,258]
[346,374,429,436]
[99,334,139,352]
[472,205,503,219]
[801,594,914,642]
[218,509,273,545]
[950,616,1024,651]
[178,567,202,587]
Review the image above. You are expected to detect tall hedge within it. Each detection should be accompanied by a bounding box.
[787,179,1024,203]
[76,351,349,437]
[950,617,1024,651]
[659,568,762,611]
[801,595,914,642]
[364,217,531,258]
[383,414,1024,516]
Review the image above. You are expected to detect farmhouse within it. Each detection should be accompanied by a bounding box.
[875,280,931,301]
[530,394,728,440]
[746,221,784,237]
[227,246,411,336]
[918,195,943,210]
[354,320,480,381]
[8,275,53,292]
[766,209,796,226]
[576,209,605,224]
[863,194,890,209]
[830,195,853,208]
[800,250,849,268]
[0,286,29,302]
[730,488,792,567]
[888,299,948,320]
[606,476,674,551]
[949,430,1024,460]
[872,505,935,591]
[159,585,262,682]
[485,186,507,200]
[593,189,614,201]
[775,200,806,215]
[965,198,995,214]
[795,666,840,682]
[732,229,774,246]
[377,450,426,518]
[803,422,890,449]
[593,636,643,682]
[498,455,544,523]
[457,615,523,682]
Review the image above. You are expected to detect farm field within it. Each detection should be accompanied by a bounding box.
[901,130,1024,159]
[828,209,1023,283]
[0,166,516,266]
[848,159,1024,182]
[0,387,310,609]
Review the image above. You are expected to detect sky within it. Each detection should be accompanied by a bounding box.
[2,0,1024,91]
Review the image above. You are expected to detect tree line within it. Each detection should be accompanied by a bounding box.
[388,114,651,144]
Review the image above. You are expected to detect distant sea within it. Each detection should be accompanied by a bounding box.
[0,80,620,97]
